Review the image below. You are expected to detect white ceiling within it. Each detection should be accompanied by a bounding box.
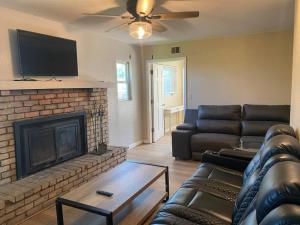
[0,0,295,45]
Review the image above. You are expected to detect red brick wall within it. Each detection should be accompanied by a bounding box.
[0,88,108,185]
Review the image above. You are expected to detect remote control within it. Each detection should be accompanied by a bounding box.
[96,190,113,197]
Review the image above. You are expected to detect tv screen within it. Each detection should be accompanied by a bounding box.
[17,30,78,76]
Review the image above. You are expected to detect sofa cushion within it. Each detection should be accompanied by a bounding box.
[172,130,193,160]
[241,121,287,136]
[196,120,240,135]
[184,109,198,124]
[198,105,241,120]
[258,205,300,225]
[165,187,234,223]
[191,133,240,153]
[259,135,300,167]
[264,124,296,142]
[190,163,243,188]
[243,105,290,122]
[150,211,200,225]
[256,161,300,223]
[241,136,265,149]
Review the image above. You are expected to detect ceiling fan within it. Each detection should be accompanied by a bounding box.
[83,0,199,40]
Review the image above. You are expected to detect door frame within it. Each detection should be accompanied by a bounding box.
[145,57,187,144]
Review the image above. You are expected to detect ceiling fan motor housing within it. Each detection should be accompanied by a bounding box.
[127,0,155,17]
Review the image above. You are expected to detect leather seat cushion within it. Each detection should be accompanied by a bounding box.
[188,163,243,188]
[182,165,242,201]
[160,187,233,224]
[151,211,199,225]
[191,133,240,153]
[241,136,265,149]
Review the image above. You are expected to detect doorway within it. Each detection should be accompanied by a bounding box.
[147,58,186,143]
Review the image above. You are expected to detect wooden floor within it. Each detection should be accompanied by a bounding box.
[20,135,199,225]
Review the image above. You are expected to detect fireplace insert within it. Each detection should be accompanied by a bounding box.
[14,112,87,179]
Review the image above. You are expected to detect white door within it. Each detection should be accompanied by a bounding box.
[152,64,165,142]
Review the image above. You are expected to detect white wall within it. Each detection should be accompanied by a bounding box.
[0,6,143,147]
[142,31,293,109]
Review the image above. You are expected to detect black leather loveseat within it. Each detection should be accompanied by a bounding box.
[172,104,290,160]
[151,125,300,225]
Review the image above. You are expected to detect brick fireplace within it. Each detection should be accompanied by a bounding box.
[0,86,127,224]
[0,88,109,186]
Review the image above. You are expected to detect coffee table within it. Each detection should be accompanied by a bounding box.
[55,161,169,225]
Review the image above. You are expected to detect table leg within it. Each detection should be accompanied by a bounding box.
[106,213,114,225]
[56,199,64,225]
[164,166,170,202]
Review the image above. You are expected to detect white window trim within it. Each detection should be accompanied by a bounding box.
[116,60,132,101]
[163,65,177,97]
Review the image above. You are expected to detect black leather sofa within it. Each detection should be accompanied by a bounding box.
[151,125,300,225]
[172,104,290,160]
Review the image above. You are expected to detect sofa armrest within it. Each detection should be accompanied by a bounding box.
[219,149,256,161]
[172,130,193,160]
[176,123,196,132]
[202,150,249,172]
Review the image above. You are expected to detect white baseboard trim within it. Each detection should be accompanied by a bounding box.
[143,139,151,144]
[128,140,144,150]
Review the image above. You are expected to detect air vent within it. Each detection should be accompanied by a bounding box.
[171,47,181,54]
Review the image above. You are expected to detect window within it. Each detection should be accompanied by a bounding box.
[163,66,177,96]
[116,61,132,101]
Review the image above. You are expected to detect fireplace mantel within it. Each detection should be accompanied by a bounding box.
[0,79,115,90]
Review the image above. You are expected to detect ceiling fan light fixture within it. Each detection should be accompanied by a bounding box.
[129,21,152,40]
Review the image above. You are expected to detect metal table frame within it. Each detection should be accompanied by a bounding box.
[56,161,169,225]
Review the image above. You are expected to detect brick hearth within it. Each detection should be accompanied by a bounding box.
[0,88,109,185]
[0,148,127,225]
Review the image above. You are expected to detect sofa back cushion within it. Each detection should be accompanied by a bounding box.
[198,105,241,121]
[241,105,290,137]
[184,109,198,124]
[264,124,296,142]
[256,161,300,223]
[241,121,287,136]
[243,105,290,122]
[196,105,241,135]
[238,161,300,225]
[196,119,240,135]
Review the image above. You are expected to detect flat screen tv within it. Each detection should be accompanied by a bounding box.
[17,30,78,76]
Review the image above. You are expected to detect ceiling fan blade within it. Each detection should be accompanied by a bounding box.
[152,21,167,32]
[151,11,199,20]
[105,22,129,33]
[82,13,131,19]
